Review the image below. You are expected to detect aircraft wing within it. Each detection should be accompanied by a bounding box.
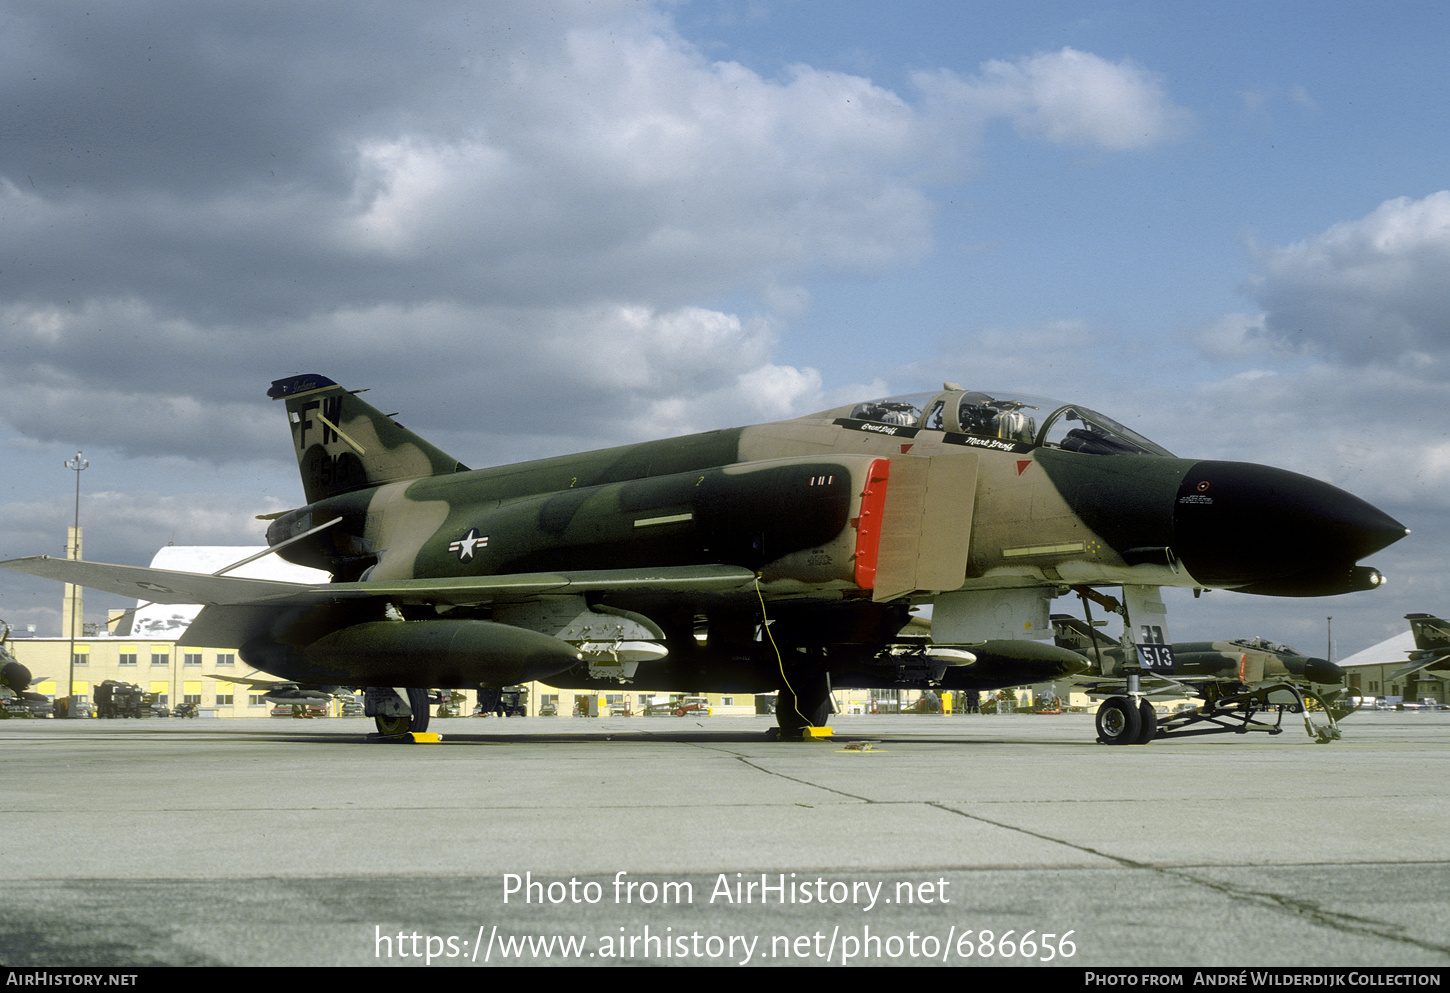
[1388,653,1450,683]
[0,556,758,607]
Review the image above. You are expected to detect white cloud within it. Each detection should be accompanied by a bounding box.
[0,4,1198,480]
[1192,312,1292,360]
[324,27,936,309]
[914,47,1192,152]
[1250,191,1450,377]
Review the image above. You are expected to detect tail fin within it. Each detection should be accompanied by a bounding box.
[1406,613,1450,653]
[268,374,468,503]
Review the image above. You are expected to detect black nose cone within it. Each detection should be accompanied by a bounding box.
[1174,461,1407,593]
[1281,656,1346,684]
[1,660,32,693]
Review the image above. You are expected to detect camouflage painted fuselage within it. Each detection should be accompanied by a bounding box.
[248,377,1403,695]
[268,380,1403,599]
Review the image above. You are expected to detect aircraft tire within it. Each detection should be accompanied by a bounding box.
[776,675,833,731]
[373,687,432,736]
[408,687,431,733]
[1095,696,1141,745]
[1134,700,1158,744]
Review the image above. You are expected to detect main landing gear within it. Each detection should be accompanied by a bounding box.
[769,670,834,740]
[367,687,431,736]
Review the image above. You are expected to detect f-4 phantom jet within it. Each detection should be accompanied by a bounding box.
[0,377,1408,743]
[1053,611,1351,744]
[0,622,49,717]
[1386,613,1450,691]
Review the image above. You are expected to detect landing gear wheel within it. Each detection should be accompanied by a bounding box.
[408,688,431,733]
[775,673,833,734]
[374,688,432,736]
[1095,696,1141,745]
[375,713,409,736]
[1134,699,1158,744]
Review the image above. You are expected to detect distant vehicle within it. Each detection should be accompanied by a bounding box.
[475,685,527,718]
[674,696,711,717]
[95,681,147,718]
[640,697,676,717]
[1392,698,1447,712]
[53,696,94,719]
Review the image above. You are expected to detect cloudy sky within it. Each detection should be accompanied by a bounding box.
[3,0,1447,660]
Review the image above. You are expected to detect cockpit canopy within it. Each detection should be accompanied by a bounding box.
[838,386,1173,457]
[1232,637,1301,657]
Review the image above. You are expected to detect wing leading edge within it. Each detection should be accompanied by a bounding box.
[0,556,756,606]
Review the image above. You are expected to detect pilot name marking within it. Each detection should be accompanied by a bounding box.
[950,434,1021,453]
[858,422,903,436]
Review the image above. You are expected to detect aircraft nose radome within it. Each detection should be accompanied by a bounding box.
[1282,656,1345,684]
[1305,658,1345,684]
[1172,461,1408,589]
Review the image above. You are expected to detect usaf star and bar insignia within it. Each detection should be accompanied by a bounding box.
[448,528,489,561]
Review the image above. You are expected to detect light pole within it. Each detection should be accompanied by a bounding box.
[64,451,88,718]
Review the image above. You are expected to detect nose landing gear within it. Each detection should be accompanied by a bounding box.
[1095,696,1158,745]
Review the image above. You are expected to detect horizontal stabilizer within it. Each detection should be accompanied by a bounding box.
[0,556,319,605]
